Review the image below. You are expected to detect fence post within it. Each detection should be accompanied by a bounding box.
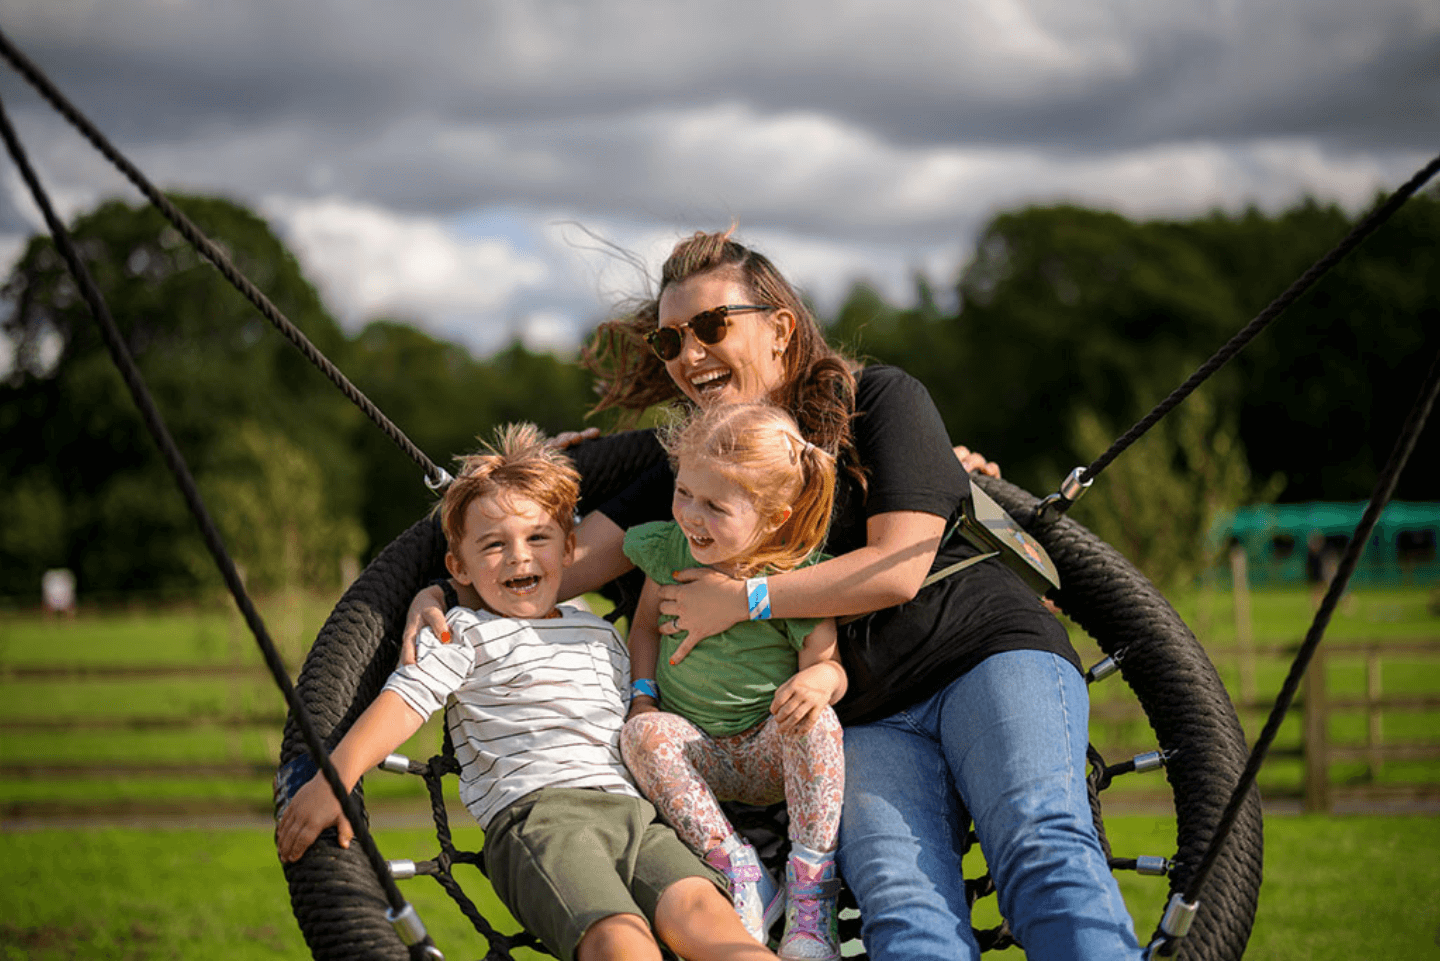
[1303,646,1330,813]
[1229,545,1256,706]
[1366,645,1383,780]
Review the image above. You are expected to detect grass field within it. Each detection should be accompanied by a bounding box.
[4,814,1438,960]
[2,586,1438,958]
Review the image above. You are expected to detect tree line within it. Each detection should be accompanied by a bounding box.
[2,191,1435,600]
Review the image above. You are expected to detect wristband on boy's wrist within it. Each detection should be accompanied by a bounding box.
[745,575,771,620]
[631,678,660,702]
[430,577,459,611]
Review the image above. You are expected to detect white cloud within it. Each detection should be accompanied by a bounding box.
[262,196,549,341]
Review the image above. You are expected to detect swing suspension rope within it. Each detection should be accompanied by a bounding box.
[3,25,1439,959]
[0,28,452,493]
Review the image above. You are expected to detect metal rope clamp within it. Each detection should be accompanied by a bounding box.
[1035,466,1093,522]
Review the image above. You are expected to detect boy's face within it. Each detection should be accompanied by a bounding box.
[445,491,575,620]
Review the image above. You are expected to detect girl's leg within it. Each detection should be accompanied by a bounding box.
[621,712,742,853]
[622,712,784,942]
[751,709,846,960]
[939,650,1141,961]
[836,706,978,961]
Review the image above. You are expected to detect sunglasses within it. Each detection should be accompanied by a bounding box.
[644,304,775,361]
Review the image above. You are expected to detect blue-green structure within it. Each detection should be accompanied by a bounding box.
[1210,501,1440,587]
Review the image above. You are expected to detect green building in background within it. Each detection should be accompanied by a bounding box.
[1210,502,1440,588]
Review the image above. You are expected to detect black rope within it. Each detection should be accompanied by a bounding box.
[0,89,440,961]
[0,28,450,491]
[1150,342,1440,956]
[1055,152,1440,510]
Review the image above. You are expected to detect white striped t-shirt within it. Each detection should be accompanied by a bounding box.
[382,604,640,830]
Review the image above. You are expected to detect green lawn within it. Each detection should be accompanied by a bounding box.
[3,814,1437,960]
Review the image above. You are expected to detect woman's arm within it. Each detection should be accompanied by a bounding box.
[659,509,948,662]
[560,511,635,600]
[625,576,664,719]
[770,618,846,734]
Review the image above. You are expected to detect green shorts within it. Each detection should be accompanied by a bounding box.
[482,787,726,960]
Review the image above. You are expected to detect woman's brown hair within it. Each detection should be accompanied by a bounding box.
[583,229,862,481]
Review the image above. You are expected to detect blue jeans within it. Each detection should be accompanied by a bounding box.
[836,650,1141,961]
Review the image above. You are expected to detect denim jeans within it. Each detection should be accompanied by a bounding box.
[836,649,1142,961]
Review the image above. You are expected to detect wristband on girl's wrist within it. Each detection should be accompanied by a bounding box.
[745,575,771,620]
[430,577,459,611]
[631,678,660,702]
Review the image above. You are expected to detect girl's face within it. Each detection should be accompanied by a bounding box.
[672,456,780,570]
[656,271,795,408]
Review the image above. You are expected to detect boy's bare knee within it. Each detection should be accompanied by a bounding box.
[655,877,775,959]
[575,912,660,961]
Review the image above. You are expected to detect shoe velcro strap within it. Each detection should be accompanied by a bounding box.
[788,877,843,898]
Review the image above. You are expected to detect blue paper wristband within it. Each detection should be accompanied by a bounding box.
[631,678,660,702]
[745,576,771,620]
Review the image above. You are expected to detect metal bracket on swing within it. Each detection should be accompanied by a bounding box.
[1035,466,1093,523]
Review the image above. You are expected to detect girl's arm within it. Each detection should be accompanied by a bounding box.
[661,509,948,663]
[625,576,664,719]
[276,691,426,861]
[770,617,846,735]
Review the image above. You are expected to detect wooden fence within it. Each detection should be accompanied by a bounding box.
[4,641,1438,820]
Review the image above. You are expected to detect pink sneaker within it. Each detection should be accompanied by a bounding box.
[778,850,842,961]
[704,835,784,943]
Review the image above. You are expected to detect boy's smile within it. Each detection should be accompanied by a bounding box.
[446,491,574,620]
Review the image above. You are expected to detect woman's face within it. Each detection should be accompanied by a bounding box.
[656,271,795,408]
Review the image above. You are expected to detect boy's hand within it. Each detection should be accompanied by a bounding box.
[770,663,841,735]
[276,775,353,862]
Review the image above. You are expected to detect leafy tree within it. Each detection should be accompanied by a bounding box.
[0,194,361,596]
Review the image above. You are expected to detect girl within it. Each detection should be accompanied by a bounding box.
[620,402,846,961]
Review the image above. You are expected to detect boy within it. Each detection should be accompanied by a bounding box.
[276,423,777,961]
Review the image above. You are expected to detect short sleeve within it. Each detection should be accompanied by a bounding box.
[622,521,688,583]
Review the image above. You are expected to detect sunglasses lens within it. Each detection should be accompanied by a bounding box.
[647,327,682,360]
[691,309,729,346]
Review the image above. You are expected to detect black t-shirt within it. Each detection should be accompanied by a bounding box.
[598,365,1081,726]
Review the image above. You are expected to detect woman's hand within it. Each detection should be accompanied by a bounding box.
[953,445,1001,478]
[548,426,601,449]
[770,662,842,735]
[656,568,748,664]
[401,585,450,665]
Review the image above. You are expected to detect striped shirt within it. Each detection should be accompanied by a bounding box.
[382,605,640,830]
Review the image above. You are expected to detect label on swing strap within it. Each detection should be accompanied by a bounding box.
[955,485,1061,596]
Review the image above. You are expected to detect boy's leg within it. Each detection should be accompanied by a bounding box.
[653,877,778,961]
[485,789,694,961]
[575,914,663,961]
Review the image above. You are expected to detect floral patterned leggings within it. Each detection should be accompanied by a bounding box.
[620,707,845,855]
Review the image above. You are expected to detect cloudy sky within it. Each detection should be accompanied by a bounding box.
[1,1,1436,358]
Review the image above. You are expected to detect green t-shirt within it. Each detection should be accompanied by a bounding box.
[622,521,825,736]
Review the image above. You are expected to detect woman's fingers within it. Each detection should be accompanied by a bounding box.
[548,427,601,449]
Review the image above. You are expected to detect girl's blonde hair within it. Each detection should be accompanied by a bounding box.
[438,423,581,551]
[662,403,836,578]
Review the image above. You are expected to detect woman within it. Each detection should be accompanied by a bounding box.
[408,229,1141,961]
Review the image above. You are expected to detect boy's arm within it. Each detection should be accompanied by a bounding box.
[626,577,664,718]
[276,691,426,862]
[770,618,846,735]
